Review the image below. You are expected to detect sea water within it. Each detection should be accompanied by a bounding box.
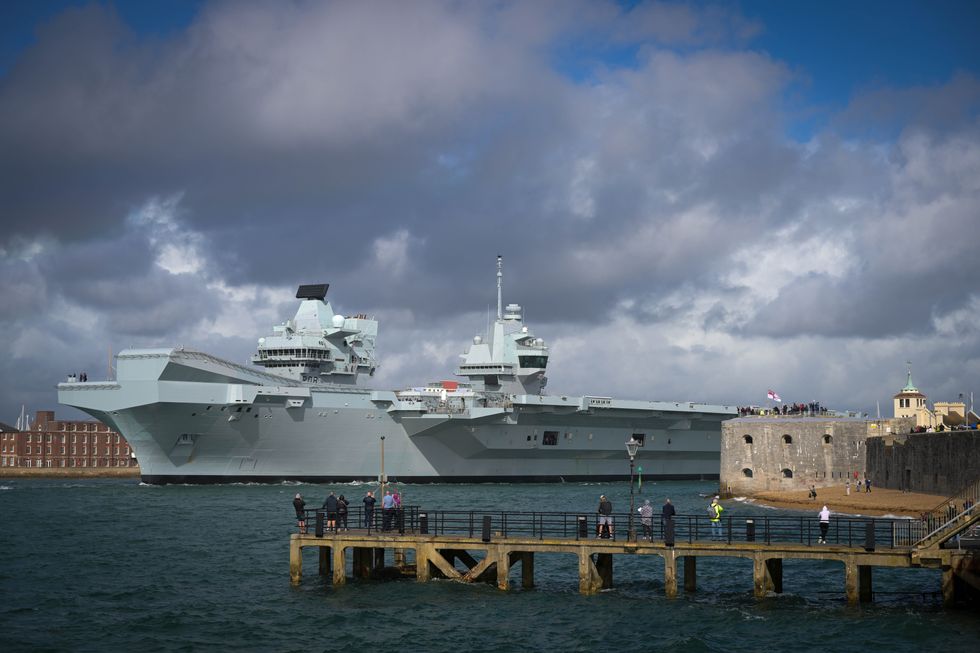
[0,479,977,652]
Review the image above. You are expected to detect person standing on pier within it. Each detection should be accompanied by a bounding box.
[661,497,676,539]
[337,494,349,531]
[322,492,339,532]
[363,491,376,528]
[818,505,831,544]
[293,493,306,534]
[597,495,613,538]
[638,499,653,540]
[382,490,395,531]
[709,497,724,541]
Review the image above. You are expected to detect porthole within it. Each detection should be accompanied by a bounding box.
[743,435,753,444]
[823,434,832,444]
[742,468,753,478]
[781,468,793,478]
[782,434,792,445]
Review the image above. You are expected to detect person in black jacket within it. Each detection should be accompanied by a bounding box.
[661,498,676,539]
[322,492,339,532]
[337,494,349,531]
[597,495,613,538]
[293,493,306,533]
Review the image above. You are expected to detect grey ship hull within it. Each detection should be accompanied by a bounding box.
[59,349,734,484]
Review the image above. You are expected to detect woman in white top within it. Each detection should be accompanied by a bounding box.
[818,506,831,544]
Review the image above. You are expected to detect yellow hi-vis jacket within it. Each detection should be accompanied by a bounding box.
[710,502,723,522]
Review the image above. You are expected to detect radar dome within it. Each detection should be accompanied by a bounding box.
[535,338,544,346]
[331,315,345,328]
[521,326,528,333]
[258,337,265,345]
[473,336,483,345]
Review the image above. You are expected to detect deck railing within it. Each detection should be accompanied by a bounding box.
[298,506,914,549]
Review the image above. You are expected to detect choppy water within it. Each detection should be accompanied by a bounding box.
[1,479,977,652]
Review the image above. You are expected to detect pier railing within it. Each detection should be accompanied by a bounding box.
[299,506,916,549]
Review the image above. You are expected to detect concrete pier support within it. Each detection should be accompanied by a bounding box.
[579,551,603,595]
[843,560,873,604]
[859,566,872,603]
[352,547,373,579]
[496,548,511,591]
[374,548,385,569]
[507,551,534,589]
[289,537,302,584]
[664,550,678,598]
[753,556,782,597]
[332,545,347,586]
[520,552,534,589]
[942,566,957,607]
[416,543,432,582]
[683,556,697,593]
[318,547,330,577]
[595,553,613,589]
[394,549,407,569]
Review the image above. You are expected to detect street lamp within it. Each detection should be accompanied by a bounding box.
[626,437,640,541]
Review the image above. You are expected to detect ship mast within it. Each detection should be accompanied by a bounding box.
[496,255,503,321]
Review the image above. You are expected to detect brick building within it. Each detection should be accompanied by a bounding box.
[0,410,138,470]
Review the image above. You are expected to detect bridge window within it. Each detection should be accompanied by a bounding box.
[631,433,645,447]
[743,434,753,444]
[742,468,753,478]
[823,434,833,444]
[782,434,792,445]
[781,468,793,478]
[542,431,558,446]
[518,355,548,369]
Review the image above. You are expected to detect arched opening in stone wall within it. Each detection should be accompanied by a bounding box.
[823,434,833,444]
[743,434,753,444]
[781,468,793,478]
[742,468,753,478]
[782,434,792,445]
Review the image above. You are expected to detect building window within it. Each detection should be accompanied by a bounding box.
[71,446,76,455]
[742,468,753,478]
[823,434,833,444]
[26,445,31,454]
[781,468,793,478]
[106,435,111,444]
[46,445,51,454]
[25,459,31,468]
[27,434,32,443]
[46,434,51,442]
[782,434,792,445]
[61,460,66,467]
[743,434,753,444]
[72,435,76,443]
[46,460,52,467]
[61,446,65,454]
[542,431,559,446]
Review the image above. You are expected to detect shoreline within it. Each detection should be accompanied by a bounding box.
[735,487,948,517]
[0,468,141,480]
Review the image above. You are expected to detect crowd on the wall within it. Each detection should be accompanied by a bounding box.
[738,402,825,417]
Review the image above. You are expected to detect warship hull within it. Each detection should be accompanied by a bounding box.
[59,349,734,484]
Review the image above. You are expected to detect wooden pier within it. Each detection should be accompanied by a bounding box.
[289,509,980,606]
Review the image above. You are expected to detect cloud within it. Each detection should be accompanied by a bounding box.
[0,0,978,423]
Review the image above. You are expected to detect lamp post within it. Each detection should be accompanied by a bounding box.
[379,435,386,497]
[626,437,640,542]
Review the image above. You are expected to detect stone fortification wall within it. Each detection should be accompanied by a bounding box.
[721,418,872,496]
[866,430,980,496]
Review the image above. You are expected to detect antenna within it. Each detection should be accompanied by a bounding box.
[496,255,503,321]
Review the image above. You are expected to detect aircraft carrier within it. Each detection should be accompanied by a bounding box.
[58,258,735,484]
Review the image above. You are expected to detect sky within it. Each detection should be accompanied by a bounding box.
[1,0,979,424]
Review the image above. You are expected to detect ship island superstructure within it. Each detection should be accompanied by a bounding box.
[59,257,735,484]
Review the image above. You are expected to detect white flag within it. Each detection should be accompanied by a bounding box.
[767,389,782,403]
